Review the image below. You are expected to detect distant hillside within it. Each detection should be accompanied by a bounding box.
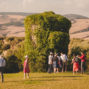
[64,14,89,20]
[0,12,89,40]
[0,12,34,16]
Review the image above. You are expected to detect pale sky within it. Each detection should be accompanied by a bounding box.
[0,0,89,17]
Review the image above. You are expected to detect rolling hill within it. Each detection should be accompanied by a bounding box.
[0,12,89,40]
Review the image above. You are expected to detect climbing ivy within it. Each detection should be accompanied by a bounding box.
[24,11,71,72]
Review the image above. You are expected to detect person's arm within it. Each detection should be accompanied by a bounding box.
[24,61,27,68]
[79,55,83,59]
[71,59,74,64]
[66,55,68,61]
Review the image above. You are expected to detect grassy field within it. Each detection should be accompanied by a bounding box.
[0,72,89,89]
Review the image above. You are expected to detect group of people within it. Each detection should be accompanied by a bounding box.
[48,52,86,75]
[22,51,86,79]
[48,52,68,73]
[72,52,86,75]
[0,51,86,82]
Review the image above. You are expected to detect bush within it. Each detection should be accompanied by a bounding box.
[0,40,3,49]
[0,50,3,54]
[3,44,10,50]
[4,54,23,73]
[5,55,20,73]
[86,51,89,70]
[69,47,81,57]
[6,37,14,41]
[0,37,4,40]
[48,31,69,53]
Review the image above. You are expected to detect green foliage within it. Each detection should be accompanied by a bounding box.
[0,37,4,40]
[86,51,89,60]
[24,11,71,72]
[0,37,24,73]
[3,44,10,50]
[0,40,3,49]
[0,50,3,54]
[4,43,24,73]
[5,55,20,73]
[69,38,89,58]
[48,31,69,53]
[70,47,81,57]
[6,37,14,41]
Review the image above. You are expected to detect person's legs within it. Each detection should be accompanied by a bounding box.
[73,71,75,75]
[48,64,53,73]
[57,68,59,72]
[81,62,83,74]
[62,62,64,72]
[48,64,50,73]
[1,72,3,82]
[50,64,53,73]
[27,73,29,79]
[54,68,56,73]
[82,62,85,74]
[76,71,77,74]
[65,62,67,72]
[24,73,26,79]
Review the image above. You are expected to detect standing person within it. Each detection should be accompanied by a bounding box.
[53,53,59,73]
[72,54,80,75]
[23,55,30,79]
[57,53,62,72]
[60,52,68,72]
[78,52,86,74]
[48,52,53,73]
[0,55,6,83]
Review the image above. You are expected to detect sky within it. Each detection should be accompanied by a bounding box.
[0,0,89,17]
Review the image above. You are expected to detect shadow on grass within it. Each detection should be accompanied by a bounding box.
[4,75,83,84]
[31,75,83,79]
[5,78,79,85]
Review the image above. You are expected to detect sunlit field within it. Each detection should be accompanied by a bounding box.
[0,72,89,89]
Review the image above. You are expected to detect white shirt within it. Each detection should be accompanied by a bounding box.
[0,58,6,67]
[60,54,68,62]
[57,56,61,61]
[48,55,53,64]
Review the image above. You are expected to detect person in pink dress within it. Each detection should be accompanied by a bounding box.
[23,55,30,79]
[72,54,80,75]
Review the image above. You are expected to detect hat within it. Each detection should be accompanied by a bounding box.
[50,52,53,55]
[25,55,28,58]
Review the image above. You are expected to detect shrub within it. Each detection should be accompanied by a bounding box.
[3,44,10,50]
[5,55,19,73]
[48,31,69,53]
[0,50,3,54]
[0,37,4,40]
[0,40,3,49]
[6,37,14,41]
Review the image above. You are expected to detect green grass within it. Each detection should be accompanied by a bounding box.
[0,72,89,89]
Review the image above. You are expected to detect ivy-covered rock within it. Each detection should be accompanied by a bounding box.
[24,11,71,72]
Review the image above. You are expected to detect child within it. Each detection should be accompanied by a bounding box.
[72,54,80,75]
[23,55,30,79]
